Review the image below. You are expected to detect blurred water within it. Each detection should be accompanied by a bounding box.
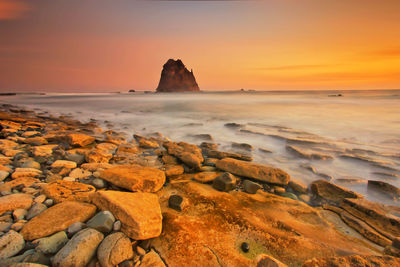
[2,90,400,203]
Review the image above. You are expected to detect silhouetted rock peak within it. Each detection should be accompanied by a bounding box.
[156,59,200,92]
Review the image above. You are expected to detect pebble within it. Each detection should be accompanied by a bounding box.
[212,172,236,192]
[87,211,115,233]
[26,203,47,220]
[273,186,286,194]
[299,194,311,203]
[168,195,187,212]
[243,180,261,194]
[0,222,12,232]
[11,220,26,231]
[34,195,46,204]
[43,199,54,207]
[0,230,25,259]
[13,209,28,221]
[241,242,249,253]
[21,160,41,170]
[136,245,146,256]
[0,170,9,182]
[113,220,121,231]
[92,178,106,189]
[62,177,76,182]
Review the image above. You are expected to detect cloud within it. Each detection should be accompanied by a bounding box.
[0,0,30,20]
[370,46,400,57]
[251,64,341,71]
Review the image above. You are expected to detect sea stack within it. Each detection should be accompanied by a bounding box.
[156,59,200,92]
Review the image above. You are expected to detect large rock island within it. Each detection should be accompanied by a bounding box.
[156,59,200,92]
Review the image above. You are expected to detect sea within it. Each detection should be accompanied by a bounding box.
[1,90,400,204]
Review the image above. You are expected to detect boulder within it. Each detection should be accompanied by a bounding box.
[87,211,115,233]
[26,203,47,220]
[243,180,261,194]
[212,172,237,192]
[99,164,165,193]
[164,165,184,177]
[67,134,95,147]
[168,195,188,212]
[20,201,96,240]
[0,230,25,259]
[0,194,33,214]
[163,141,203,169]
[52,228,103,267]
[0,177,39,192]
[310,180,361,204]
[216,158,290,185]
[41,180,96,203]
[97,232,134,267]
[85,150,113,163]
[91,190,162,240]
[156,59,200,92]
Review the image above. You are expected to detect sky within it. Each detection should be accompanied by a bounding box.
[0,0,400,92]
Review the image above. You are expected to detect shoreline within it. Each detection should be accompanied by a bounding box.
[0,104,399,266]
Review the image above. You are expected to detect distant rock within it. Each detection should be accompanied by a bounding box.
[156,59,200,92]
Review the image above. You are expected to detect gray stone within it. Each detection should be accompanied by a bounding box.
[33,231,68,254]
[0,249,35,266]
[91,178,106,189]
[0,222,12,232]
[67,222,86,236]
[0,230,25,259]
[113,220,121,231]
[52,228,104,267]
[43,199,53,207]
[243,180,261,194]
[97,232,134,267]
[34,195,46,204]
[87,211,115,233]
[22,251,51,265]
[212,172,236,192]
[11,220,26,231]
[0,171,9,182]
[26,203,47,220]
[21,160,41,170]
[168,195,185,212]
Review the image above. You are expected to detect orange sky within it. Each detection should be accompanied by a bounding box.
[0,0,400,92]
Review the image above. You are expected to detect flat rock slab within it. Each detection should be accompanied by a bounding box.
[0,177,39,193]
[67,133,96,147]
[302,255,400,267]
[42,180,96,203]
[0,193,33,214]
[52,228,103,267]
[91,190,162,240]
[51,160,77,169]
[163,141,204,169]
[192,172,222,183]
[311,180,361,204]
[20,201,96,240]
[99,164,166,193]
[216,158,290,185]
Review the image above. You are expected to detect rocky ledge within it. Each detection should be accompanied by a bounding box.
[0,104,399,267]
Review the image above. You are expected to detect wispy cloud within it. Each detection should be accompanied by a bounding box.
[0,0,30,20]
[250,64,343,71]
[369,46,400,57]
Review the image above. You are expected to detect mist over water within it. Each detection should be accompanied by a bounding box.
[2,90,400,204]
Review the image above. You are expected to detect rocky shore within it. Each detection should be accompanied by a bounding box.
[0,104,399,267]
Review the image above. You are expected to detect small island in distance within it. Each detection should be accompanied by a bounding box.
[156,59,200,92]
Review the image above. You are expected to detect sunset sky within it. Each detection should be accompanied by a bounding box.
[1,0,400,92]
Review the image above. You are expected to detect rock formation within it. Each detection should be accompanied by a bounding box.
[156,59,200,92]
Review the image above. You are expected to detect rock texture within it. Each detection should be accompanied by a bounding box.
[97,232,133,267]
[91,190,163,240]
[0,194,33,214]
[156,59,200,92]
[42,180,96,203]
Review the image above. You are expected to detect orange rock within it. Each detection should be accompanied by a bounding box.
[99,164,165,193]
[51,160,77,169]
[32,144,58,157]
[0,177,40,192]
[302,255,400,267]
[192,172,222,183]
[0,193,33,214]
[42,180,96,203]
[11,168,42,179]
[80,163,113,171]
[91,190,162,240]
[164,165,184,177]
[86,150,113,163]
[163,141,204,169]
[311,180,361,204]
[216,158,290,185]
[20,201,96,240]
[67,133,96,147]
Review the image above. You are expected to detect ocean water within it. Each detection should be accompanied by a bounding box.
[2,90,400,204]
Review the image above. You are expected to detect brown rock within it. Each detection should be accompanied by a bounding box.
[192,172,221,183]
[0,194,33,214]
[99,164,165,193]
[97,232,134,267]
[156,59,200,92]
[42,180,96,203]
[91,190,162,240]
[11,168,42,179]
[165,165,184,177]
[302,255,400,267]
[0,177,39,192]
[310,180,361,204]
[139,250,166,267]
[163,141,203,169]
[20,201,96,240]
[23,137,48,146]
[85,150,113,163]
[216,158,290,185]
[206,149,253,161]
[51,160,77,169]
[367,180,400,200]
[32,145,58,157]
[67,134,95,147]
[80,162,113,171]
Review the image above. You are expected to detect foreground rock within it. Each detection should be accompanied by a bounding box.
[20,201,96,240]
[156,59,200,92]
[67,133,96,147]
[310,180,361,204]
[97,232,133,267]
[139,250,166,267]
[91,190,162,240]
[42,180,96,203]
[0,194,33,214]
[0,230,25,259]
[164,141,204,169]
[52,228,104,267]
[302,255,400,267]
[216,158,290,185]
[99,164,165,193]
